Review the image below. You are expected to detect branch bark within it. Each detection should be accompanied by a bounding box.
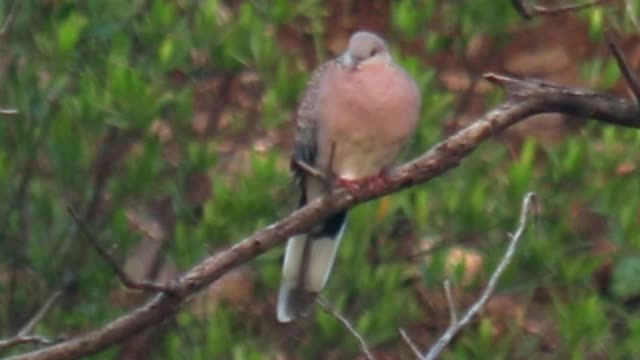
[512,0,617,19]
[9,73,640,360]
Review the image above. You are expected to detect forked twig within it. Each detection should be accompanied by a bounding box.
[419,193,537,360]
[0,291,63,352]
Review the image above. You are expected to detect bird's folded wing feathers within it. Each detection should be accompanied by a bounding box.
[292,62,334,203]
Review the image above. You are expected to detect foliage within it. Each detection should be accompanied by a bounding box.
[1,0,639,359]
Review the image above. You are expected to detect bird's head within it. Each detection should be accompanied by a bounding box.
[341,31,391,70]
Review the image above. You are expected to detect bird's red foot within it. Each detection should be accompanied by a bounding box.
[336,177,364,195]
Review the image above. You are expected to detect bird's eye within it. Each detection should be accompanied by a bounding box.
[369,49,377,57]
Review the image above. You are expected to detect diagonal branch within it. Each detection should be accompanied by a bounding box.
[400,328,422,359]
[9,74,640,360]
[0,0,19,36]
[605,32,640,103]
[16,291,63,338]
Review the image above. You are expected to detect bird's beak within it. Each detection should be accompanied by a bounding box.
[342,53,360,70]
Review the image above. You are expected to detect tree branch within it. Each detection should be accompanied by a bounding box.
[9,74,640,360]
[423,192,537,360]
[512,0,617,20]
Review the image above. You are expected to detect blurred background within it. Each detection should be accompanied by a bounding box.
[2,0,640,359]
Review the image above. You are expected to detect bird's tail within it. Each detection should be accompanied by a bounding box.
[277,210,347,322]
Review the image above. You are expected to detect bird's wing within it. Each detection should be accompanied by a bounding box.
[292,61,333,205]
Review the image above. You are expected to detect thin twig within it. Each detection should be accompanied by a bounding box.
[399,328,422,359]
[0,108,18,115]
[0,336,53,352]
[84,126,119,224]
[317,297,375,360]
[17,291,62,337]
[328,141,337,175]
[443,280,457,327]
[294,160,328,181]
[423,192,537,360]
[67,205,178,294]
[0,291,62,352]
[0,0,19,36]
[512,0,616,19]
[605,32,640,103]
[625,0,640,30]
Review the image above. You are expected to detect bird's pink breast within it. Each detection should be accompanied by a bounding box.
[317,62,421,179]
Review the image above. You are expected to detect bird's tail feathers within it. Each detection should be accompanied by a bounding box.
[277,211,347,322]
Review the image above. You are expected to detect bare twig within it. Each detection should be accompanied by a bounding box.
[605,32,640,103]
[0,108,18,115]
[0,291,62,352]
[0,0,19,36]
[84,126,119,224]
[17,291,63,338]
[294,160,328,181]
[67,205,178,294]
[423,193,537,360]
[442,280,457,327]
[625,0,640,30]
[317,297,375,360]
[10,74,640,360]
[399,328,422,359]
[0,336,53,352]
[512,0,617,19]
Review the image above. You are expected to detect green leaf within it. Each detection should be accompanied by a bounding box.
[57,12,89,54]
[612,256,640,300]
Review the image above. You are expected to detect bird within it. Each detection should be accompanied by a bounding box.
[277,31,422,322]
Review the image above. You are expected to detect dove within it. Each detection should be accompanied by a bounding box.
[277,31,422,322]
